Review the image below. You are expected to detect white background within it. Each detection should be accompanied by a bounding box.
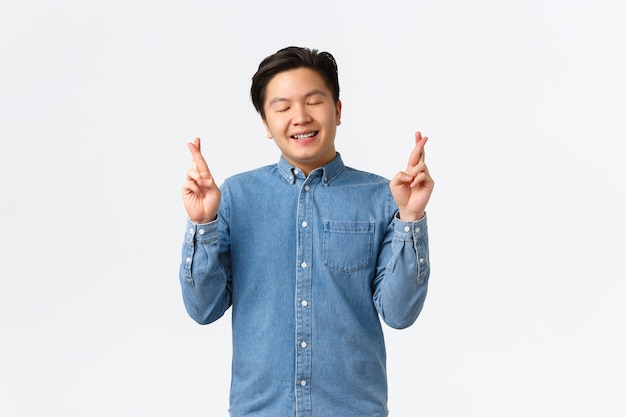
[1,1,625,416]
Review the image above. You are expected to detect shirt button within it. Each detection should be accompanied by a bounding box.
[301,261,307,268]
[404,225,411,232]
[301,221,308,228]
[415,227,421,233]
[293,168,300,175]
[186,257,191,263]
[301,341,308,348]
[198,229,205,235]
[304,185,310,191]
[419,258,424,263]
[189,228,194,234]
[301,300,308,307]
[300,380,307,387]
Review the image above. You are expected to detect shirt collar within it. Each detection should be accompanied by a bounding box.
[277,153,345,186]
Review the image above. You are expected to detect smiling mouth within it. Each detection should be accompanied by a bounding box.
[291,131,318,140]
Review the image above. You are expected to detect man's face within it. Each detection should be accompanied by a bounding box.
[262,67,342,175]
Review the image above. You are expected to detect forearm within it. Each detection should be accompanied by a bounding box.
[373,213,430,329]
[179,218,232,324]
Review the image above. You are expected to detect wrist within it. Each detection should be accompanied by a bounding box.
[190,214,217,224]
[397,210,425,222]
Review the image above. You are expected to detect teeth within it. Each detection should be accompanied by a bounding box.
[293,132,316,139]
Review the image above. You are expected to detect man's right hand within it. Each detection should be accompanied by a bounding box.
[182,137,221,224]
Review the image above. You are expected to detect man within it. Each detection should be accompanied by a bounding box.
[180,46,434,417]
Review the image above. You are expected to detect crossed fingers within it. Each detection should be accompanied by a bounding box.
[405,132,428,187]
[188,137,213,180]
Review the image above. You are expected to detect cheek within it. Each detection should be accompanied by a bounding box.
[323,111,339,127]
[262,117,278,138]
[266,117,288,133]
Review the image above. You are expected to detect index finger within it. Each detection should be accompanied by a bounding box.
[187,138,213,179]
[406,131,428,167]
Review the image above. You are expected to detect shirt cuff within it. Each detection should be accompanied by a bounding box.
[393,212,428,240]
[185,218,219,243]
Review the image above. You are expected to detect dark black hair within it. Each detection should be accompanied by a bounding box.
[250,46,340,119]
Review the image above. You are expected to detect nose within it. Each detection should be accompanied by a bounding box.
[293,104,312,125]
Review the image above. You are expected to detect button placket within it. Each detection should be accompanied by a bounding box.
[294,176,316,414]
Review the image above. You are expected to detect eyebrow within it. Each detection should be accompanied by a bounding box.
[268,89,327,106]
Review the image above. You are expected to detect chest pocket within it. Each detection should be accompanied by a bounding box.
[323,220,375,273]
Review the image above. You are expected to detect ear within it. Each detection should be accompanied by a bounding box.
[335,100,342,126]
[261,117,273,139]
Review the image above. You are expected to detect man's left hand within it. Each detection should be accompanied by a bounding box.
[389,131,435,221]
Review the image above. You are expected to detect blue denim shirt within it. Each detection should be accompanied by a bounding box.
[180,153,430,417]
